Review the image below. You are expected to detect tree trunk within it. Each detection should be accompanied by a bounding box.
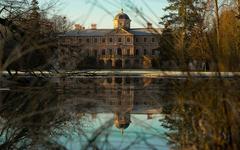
[214,0,220,51]
[237,0,240,55]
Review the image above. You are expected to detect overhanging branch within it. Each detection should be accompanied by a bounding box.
[0,17,25,37]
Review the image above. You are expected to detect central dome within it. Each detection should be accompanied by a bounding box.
[114,12,130,20]
[115,122,130,129]
[113,9,131,30]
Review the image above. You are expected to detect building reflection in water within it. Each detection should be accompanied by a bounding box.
[1,76,238,149]
[114,111,131,135]
[0,76,172,149]
[58,76,163,134]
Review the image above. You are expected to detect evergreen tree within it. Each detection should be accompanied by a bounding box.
[158,23,178,69]
[161,0,207,70]
[162,0,206,31]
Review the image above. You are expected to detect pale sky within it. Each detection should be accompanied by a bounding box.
[39,0,168,29]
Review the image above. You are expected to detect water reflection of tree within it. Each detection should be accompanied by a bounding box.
[0,79,87,149]
[4,76,240,149]
[161,78,240,150]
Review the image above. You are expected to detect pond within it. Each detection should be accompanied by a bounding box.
[0,75,239,149]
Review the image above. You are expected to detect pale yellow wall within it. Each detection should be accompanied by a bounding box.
[58,32,160,69]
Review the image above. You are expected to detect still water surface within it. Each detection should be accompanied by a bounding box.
[0,75,239,149]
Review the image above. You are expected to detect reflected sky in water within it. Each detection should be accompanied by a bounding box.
[0,76,193,149]
[59,113,168,150]
[54,76,171,149]
[1,75,239,149]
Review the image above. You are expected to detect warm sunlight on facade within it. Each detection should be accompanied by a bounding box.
[58,10,162,69]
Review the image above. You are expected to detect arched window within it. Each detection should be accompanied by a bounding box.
[144,37,147,42]
[135,49,139,56]
[125,59,131,68]
[135,38,139,42]
[116,78,122,84]
[134,78,139,83]
[107,77,112,83]
[94,50,97,56]
[109,38,113,42]
[117,48,122,55]
[118,38,122,42]
[152,38,155,42]
[102,49,106,55]
[99,60,104,66]
[134,59,140,64]
[125,78,131,84]
[152,50,155,55]
[125,59,130,65]
[127,38,131,42]
[86,38,90,43]
[86,49,90,56]
[61,49,65,54]
[109,49,113,55]
[107,59,112,67]
[144,49,147,55]
[127,49,130,55]
[61,62,66,68]
[102,38,106,43]
[115,59,122,68]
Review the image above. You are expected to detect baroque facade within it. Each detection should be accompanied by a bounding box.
[58,10,161,69]
[56,76,164,133]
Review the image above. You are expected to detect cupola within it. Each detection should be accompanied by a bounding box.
[114,9,131,30]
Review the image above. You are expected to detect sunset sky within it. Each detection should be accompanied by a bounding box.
[39,0,168,29]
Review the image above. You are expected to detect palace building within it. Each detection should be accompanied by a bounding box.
[58,10,162,69]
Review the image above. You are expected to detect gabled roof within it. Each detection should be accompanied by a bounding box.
[59,28,162,37]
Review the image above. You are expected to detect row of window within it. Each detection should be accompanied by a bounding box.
[136,37,155,42]
[60,48,157,56]
[64,37,156,44]
[93,48,157,56]
[66,37,130,44]
[105,77,142,84]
